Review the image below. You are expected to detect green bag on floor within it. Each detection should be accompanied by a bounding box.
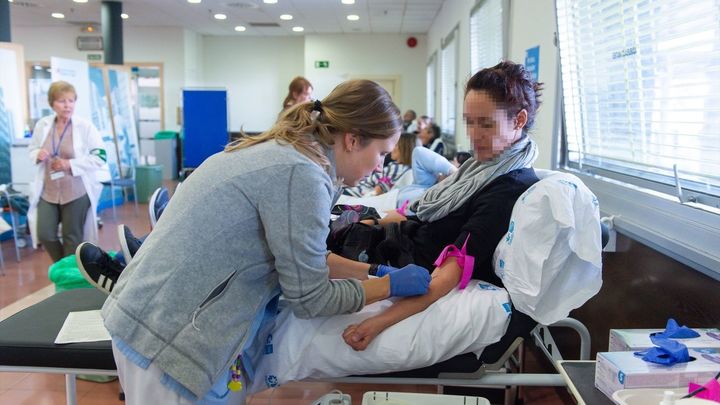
[47,251,119,293]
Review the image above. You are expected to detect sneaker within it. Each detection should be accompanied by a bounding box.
[148,187,170,228]
[117,224,143,261]
[76,242,125,295]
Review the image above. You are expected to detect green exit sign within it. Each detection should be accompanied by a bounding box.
[87,54,102,61]
[315,60,330,68]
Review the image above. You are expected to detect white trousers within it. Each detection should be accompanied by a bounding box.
[112,341,246,405]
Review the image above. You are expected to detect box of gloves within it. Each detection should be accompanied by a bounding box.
[609,328,720,352]
[595,349,720,399]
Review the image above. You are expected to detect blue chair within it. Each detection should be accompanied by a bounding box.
[101,164,139,221]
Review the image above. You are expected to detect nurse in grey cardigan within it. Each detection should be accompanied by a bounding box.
[101,80,431,404]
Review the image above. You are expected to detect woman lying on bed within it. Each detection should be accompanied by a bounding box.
[342,61,544,351]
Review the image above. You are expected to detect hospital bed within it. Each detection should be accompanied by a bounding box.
[0,171,606,405]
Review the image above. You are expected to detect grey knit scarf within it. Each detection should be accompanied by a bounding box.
[413,136,538,222]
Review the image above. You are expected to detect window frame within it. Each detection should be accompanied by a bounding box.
[426,52,437,122]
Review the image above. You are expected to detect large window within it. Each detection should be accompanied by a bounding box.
[440,26,458,154]
[426,53,437,121]
[556,0,720,278]
[557,0,720,206]
[470,0,506,73]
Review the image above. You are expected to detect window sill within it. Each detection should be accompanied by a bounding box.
[563,168,720,281]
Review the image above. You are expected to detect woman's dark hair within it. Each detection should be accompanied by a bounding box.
[465,61,543,133]
[454,151,472,166]
[428,123,441,142]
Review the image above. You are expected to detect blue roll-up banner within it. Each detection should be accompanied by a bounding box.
[525,46,540,82]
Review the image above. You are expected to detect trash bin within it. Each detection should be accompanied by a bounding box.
[135,164,164,203]
[154,131,179,180]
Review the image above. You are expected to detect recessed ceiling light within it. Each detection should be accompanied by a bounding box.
[264,0,278,4]
[51,12,65,19]
[214,13,227,20]
[341,0,355,4]
[292,26,304,32]
[347,14,359,21]
[280,14,293,20]
[121,13,129,19]
[73,0,88,3]
[187,0,202,3]
[234,25,246,32]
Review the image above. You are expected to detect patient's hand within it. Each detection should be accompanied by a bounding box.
[342,317,386,351]
[379,210,406,225]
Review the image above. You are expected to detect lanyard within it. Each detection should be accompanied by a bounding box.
[51,119,72,157]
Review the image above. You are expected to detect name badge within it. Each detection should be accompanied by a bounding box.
[50,171,65,181]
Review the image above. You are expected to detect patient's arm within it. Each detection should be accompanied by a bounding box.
[342,257,462,351]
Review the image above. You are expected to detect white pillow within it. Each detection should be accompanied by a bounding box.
[493,172,603,325]
[248,280,511,394]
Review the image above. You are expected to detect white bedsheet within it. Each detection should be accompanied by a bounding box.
[248,280,511,393]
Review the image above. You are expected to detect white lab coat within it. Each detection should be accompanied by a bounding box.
[27,114,110,248]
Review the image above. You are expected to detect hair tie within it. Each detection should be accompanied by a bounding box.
[312,99,323,112]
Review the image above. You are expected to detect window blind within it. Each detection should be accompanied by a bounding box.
[427,53,437,121]
[556,0,720,203]
[470,0,505,73]
[441,28,458,135]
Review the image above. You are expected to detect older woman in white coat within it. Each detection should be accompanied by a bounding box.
[28,81,109,262]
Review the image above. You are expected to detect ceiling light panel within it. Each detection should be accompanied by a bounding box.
[214,13,227,20]
[279,14,293,20]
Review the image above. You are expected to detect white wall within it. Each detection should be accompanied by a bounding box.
[201,36,304,132]
[426,0,559,168]
[183,29,204,87]
[304,34,427,118]
[506,0,558,169]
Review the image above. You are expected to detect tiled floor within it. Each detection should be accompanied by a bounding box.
[0,186,572,404]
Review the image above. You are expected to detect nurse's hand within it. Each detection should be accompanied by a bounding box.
[387,264,431,297]
[36,150,50,163]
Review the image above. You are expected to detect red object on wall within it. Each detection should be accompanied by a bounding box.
[407,37,418,48]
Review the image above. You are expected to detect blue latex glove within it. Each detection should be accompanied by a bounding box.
[634,335,690,365]
[387,264,431,297]
[652,318,700,339]
[375,264,399,277]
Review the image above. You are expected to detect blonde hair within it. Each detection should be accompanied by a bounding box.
[226,79,402,172]
[282,76,312,109]
[47,81,77,106]
[396,132,417,166]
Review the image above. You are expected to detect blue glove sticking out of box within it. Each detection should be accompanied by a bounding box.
[635,335,690,365]
[651,318,701,339]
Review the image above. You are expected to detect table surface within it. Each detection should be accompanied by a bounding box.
[556,360,614,405]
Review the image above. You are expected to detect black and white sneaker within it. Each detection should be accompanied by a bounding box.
[148,187,170,228]
[117,224,143,261]
[76,242,125,295]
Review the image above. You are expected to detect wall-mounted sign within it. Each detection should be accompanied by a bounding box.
[524,46,540,82]
[87,54,102,62]
[314,60,329,69]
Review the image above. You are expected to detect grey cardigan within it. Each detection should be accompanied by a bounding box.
[102,140,365,397]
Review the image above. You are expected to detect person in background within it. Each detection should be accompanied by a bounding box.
[343,132,416,197]
[419,122,445,157]
[402,109,417,132]
[27,81,109,262]
[416,115,431,133]
[342,61,543,351]
[101,80,431,404]
[282,76,313,111]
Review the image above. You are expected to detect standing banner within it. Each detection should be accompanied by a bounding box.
[0,43,28,184]
[106,66,139,173]
[89,66,121,179]
[50,57,92,122]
